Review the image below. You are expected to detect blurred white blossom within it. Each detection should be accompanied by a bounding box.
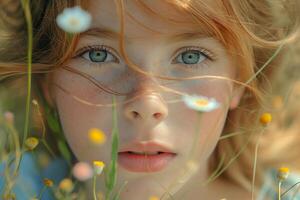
[182,94,220,112]
[56,6,91,33]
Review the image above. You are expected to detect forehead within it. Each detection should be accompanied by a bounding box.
[86,0,220,39]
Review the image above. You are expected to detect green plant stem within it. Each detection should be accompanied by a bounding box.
[189,112,202,158]
[206,130,255,183]
[17,0,33,174]
[38,186,46,200]
[93,175,98,200]
[161,112,202,199]
[202,154,225,186]
[34,99,56,158]
[6,123,21,177]
[245,44,284,85]
[105,96,119,199]
[112,181,128,200]
[41,139,56,158]
[219,130,246,140]
[281,181,300,198]
[278,181,282,200]
[251,129,264,200]
[21,0,33,147]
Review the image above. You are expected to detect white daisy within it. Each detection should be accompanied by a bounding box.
[182,94,220,112]
[56,6,91,33]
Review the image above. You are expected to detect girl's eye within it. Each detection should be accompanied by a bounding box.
[80,47,117,63]
[175,49,208,65]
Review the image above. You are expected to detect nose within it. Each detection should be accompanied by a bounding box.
[123,89,168,128]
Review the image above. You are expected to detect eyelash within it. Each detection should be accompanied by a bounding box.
[171,46,215,70]
[74,45,215,69]
[75,45,119,66]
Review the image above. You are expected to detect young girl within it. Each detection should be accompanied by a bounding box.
[1,0,300,199]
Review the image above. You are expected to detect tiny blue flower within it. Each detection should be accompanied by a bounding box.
[182,94,220,112]
[56,6,91,33]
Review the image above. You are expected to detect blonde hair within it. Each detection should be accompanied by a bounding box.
[0,0,299,194]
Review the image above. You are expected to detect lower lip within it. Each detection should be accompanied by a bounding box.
[118,152,177,172]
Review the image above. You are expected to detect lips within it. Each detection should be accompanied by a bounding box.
[118,141,177,172]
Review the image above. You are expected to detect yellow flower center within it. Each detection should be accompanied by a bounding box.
[43,178,54,187]
[195,99,209,107]
[94,161,105,168]
[279,167,289,173]
[69,18,80,26]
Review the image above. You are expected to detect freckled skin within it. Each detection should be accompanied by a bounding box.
[47,0,248,199]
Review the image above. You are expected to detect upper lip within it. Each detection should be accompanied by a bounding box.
[118,141,176,154]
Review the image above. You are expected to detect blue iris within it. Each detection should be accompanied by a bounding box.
[181,50,201,64]
[89,50,107,62]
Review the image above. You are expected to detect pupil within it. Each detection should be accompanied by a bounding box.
[182,51,200,64]
[89,50,107,62]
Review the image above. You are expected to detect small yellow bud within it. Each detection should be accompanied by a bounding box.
[97,191,105,200]
[4,193,16,200]
[32,99,39,106]
[25,137,39,150]
[88,128,106,145]
[277,167,289,181]
[149,196,160,200]
[260,113,272,126]
[272,96,283,109]
[43,178,54,187]
[59,178,73,193]
[93,161,105,175]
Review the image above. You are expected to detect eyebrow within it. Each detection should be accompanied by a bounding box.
[80,27,209,42]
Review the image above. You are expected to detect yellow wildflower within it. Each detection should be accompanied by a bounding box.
[93,161,105,175]
[259,113,272,126]
[88,128,106,145]
[59,178,73,193]
[272,96,283,109]
[97,191,105,200]
[149,196,160,200]
[43,178,54,187]
[277,167,289,181]
[4,193,16,200]
[32,99,38,105]
[25,137,39,150]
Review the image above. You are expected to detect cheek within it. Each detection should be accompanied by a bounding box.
[174,106,229,162]
[198,110,228,154]
[54,83,114,163]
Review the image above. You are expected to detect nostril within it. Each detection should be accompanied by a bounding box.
[153,113,162,119]
[132,111,140,118]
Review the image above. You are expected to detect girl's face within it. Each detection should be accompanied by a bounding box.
[47,0,243,198]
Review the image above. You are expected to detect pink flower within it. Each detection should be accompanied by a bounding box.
[72,162,93,181]
[4,111,14,124]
